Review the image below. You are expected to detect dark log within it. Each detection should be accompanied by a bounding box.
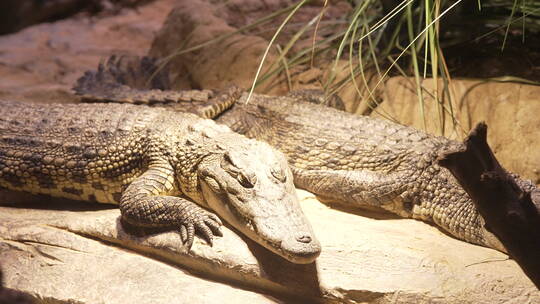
[438,122,540,289]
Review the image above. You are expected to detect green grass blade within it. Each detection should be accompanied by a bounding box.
[246,0,310,104]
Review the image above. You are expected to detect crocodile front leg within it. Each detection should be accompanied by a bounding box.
[292,168,411,217]
[120,163,222,249]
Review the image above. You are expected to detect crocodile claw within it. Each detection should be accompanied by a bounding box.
[179,210,222,249]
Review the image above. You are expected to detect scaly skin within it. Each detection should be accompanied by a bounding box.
[73,55,537,251]
[75,55,239,119]
[0,100,321,264]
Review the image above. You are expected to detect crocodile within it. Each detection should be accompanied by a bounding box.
[73,55,539,252]
[0,100,321,264]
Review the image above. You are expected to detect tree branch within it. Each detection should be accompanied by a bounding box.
[438,122,540,289]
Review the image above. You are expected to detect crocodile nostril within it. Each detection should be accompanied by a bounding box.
[296,235,312,243]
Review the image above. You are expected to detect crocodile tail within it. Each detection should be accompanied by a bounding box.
[73,55,188,104]
[74,55,243,119]
[197,86,243,119]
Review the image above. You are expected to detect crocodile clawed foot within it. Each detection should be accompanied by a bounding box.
[179,211,223,249]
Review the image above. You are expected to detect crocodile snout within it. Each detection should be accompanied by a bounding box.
[280,231,321,264]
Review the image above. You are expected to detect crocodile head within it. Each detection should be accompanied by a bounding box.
[196,139,321,264]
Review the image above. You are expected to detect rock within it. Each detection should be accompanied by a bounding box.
[0,208,275,304]
[0,0,89,35]
[0,0,152,35]
[149,0,352,94]
[0,264,35,304]
[375,76,540,184]
[1,190,538,303]
[0,0,176,103]
[149,0,285,93]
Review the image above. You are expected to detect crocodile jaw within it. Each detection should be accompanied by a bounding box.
[201,181,321,264]
[199,159,321,264]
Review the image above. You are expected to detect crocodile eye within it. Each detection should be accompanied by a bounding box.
[223,152,234,165]
[271,167,286,183]
[221,152,256,188]
[237,172,256,188]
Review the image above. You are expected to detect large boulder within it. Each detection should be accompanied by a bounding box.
[149,0,352,94]
[1,190,538,303]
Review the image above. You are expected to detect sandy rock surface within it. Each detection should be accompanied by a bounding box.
[0,208,277,304]
[2,190,538,303]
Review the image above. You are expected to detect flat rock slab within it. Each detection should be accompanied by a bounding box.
[1,190,537,303]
